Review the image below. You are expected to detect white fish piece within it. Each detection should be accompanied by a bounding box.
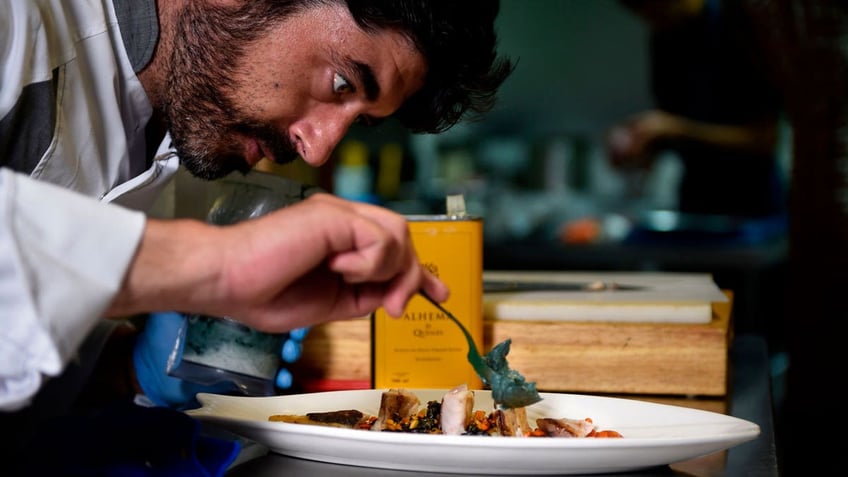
[535,417,595,437]
[439,384,475,435]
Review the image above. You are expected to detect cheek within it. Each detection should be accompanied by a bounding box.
[235,68,315,121]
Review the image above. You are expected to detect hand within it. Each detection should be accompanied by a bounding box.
[109,193,450,333]
[217,193,450,330]
[606,110,683,169]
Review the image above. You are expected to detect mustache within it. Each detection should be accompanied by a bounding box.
[236,122,300,166]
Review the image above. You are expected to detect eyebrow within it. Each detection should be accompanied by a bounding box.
[350,60,380,102]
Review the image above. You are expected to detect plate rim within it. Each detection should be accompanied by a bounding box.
[187,389,761,475]
[188,388,761,445]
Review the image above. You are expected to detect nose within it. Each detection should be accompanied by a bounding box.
[291,108,357,167]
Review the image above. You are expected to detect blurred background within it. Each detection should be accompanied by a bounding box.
[242,0,791,359]
[151,2,848,473]
[158,0,792,371]
[159,0,791,442]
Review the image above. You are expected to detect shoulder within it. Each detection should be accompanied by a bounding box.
[1,1,116,97]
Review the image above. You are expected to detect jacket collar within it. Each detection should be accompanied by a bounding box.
[112,0,159,73]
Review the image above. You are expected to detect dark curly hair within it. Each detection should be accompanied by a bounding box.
[240,0,514,134]
[344,0,515,133]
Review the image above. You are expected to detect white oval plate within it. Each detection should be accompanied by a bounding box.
[187,389,760,475]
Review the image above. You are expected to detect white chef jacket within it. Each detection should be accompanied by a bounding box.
[0,0,178,410]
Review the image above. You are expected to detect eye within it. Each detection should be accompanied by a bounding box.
[333,73,353,94]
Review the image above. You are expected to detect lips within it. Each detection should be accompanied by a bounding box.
[243,138,270,166]
[241,131,301,167]
[258,141,275,164]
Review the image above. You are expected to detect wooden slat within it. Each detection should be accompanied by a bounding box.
[295,317,372,382]
[486,295,731,396]
[295,292,733,397]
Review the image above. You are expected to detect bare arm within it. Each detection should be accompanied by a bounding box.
[107,192,448,332]
[607,109,779,168]
[656,111,778,154]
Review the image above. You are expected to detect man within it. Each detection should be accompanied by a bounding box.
[608,0,785,218]
[0,0,512,416]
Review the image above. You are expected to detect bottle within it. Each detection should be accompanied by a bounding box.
[375,142,404,201]
[333,140,377,203]
[167,172,314,396]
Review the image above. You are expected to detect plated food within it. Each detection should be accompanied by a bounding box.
[269,385,622,438]
[187,389,760,475]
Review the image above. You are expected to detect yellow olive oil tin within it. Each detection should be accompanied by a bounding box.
[372,214,483,390]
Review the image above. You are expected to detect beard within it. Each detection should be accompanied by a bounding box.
[161,2,301,180]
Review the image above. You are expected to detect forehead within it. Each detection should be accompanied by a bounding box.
[265,3,427,103]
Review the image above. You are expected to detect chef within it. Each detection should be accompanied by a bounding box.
[0,0,512,424]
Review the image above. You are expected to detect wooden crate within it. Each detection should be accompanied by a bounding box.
[295,292,733,397]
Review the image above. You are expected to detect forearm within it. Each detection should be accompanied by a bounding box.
[106,218,224,318]
[113,193,448,334]
[670,116,779,155]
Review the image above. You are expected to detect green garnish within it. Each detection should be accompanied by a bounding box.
[419,292,542,409]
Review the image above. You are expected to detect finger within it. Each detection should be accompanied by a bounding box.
[327,240,403,283]
[377,248,444,317]
[420,270,449,302]
[326,208,409,283]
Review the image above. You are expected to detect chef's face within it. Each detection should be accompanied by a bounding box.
[163,1,427,180]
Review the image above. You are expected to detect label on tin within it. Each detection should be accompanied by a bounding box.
[372,215,483,390]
